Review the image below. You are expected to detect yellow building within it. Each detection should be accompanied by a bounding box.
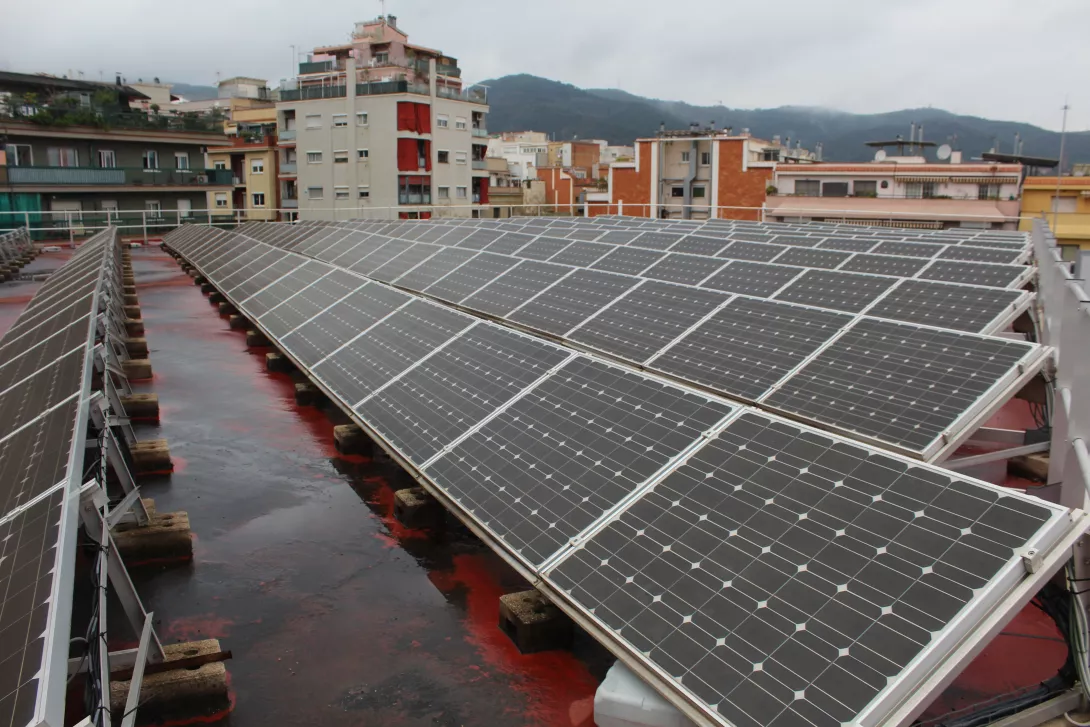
[205,106,279,220]
[1020,176,1090,257]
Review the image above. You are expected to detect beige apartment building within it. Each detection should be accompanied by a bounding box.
[276,15,489,220]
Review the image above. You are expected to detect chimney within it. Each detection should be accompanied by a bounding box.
[910,122,916,145]
[154,76,160,84]
[659,121,666,134]
[815,142,823,161]
[950,150,962,164]
[709,120,716,132]
[918,124,924,146]
[742,128,749,136]
[116,73,122,86]
[387,14,397,27]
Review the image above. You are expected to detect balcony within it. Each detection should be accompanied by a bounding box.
[472,128,489,138]
[299,60,339,74]
[436,85,488,104]
[279,162,297,175]
[355,80,430,98]
[278,129,296,142]
[282,198,298,209]
[4,166,233,186]
[471,160,488,171]
[280,85,346,101]
[436,63,461,78]
[398,194,432,205]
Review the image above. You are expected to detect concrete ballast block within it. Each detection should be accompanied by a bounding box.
[113,499,192,562]
[294,382,323,406]
[394,487,443,528]
[129,439,173,477]
[109,639,230,725]
[218,302,236,316]
[228,314,248,330]
[245,329,269,347]
[265,351,295,373]
[498,589,573,654]
[200,282,216,295]
[121,393,160,421]
[125,319,145,337]
[122,358,153,381]
[209,291,225,305]
[334,423,371,455]
[123,304,141,319]
[125,337,149,358]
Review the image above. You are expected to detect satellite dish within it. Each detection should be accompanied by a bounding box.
[936,144,952,161]
[874,149,887,162]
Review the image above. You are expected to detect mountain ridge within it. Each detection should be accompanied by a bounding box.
[480,74,1089,164]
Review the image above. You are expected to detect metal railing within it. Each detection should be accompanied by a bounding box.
[472,128,489,138]
[299,60,337,74]
[280,85,346,101]
[3,166,233,186]
[278,129,296,141]
[0,109,225,134]
[471,160,488,170]
[435,85,488,104]
[279,162,297,174]
[437,63,461,78]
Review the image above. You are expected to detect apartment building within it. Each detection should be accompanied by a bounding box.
[486,131,549,182]
[768,156,1022,229]
[1020,175,1090,255]
[546,140,601,179]
[608,127,816,220]
[276,15,489,220]
[0,70,231,231]
[207,106,279,220]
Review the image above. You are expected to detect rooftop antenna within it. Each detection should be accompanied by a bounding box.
[380,0,387,21]
[1053,97,1070,233]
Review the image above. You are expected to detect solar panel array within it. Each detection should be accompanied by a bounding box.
[0,228,121,727]
[163,223,1081,727]
[0,228,33,274]
[228,220,1043,462]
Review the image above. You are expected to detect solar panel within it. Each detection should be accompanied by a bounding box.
[519,236,574,261]
[648,299,853,401]
[509,269,640,336]
[917,260,1027,289]
[455,228,505,250]
[423,253,519,305]
[568,282,727,362]
[245,262,329,318]
[349,238,415,275]
[549,241,614,268]
[591,247,668,276]
[718,242,786,263]
[312,300,475,406]
[369,243,442,283]
[702,263,803,298]
[485,232,536,255]
[816,238,876,253]
[259,269,364,337]
[394,247,479,290]
[938,246,1023,264]
[870,242,938,259]
[280,283,410,366]
[545,411,1068,727]
[773,248,852,270]
[357,326,570,462]
[424,357,736,567]
[643,254,728,286]
[631,232,686,251]
[0,349,84,442]
[773,270,895,313]
[672,236,731,257]
[838,254,928,278]
[864,279,1024,334]
[762,319,1036,456]
[461,261,573,317]
[231,254,302,301]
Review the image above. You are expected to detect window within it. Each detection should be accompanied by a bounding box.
[252,192,266,207]
[51,201,82,220]
[455,117,467,130]
[175,152,190,170]
[374,51,389,65]
[761,149,781,162]
[332,114,348,127]
[438,150,450,164]
[358,186,370,199]
[906,182,937,199]
[455,151,467,164]
[145,200,162,216]
[249,159,263,174]
[333,150,349,164]
[456,186,468,199]
[47,147,79,167]
[357,149,369,161]
[437,115,449,128]
[4,144,32,166]
[680,151,691,163]
[307,186,324,200]
[1052,196,1077,214]
[177,199,192,218]
[213,160,227,170]
[356,112,368,126]
[978,184,999,200]
[304,114,321,129]
[101,200,118,213]
[142,150,159,170]
[438,186,450,199]
[671,187,685,198]
[821,182,849,198]
[334,186,350,200]
[795,180,820,196]
[700,152,711,166]
[853,180,878,197]
[693,186,707,198]
[306,151,322,164]
[98,150,116,168]
[215,192,228,208]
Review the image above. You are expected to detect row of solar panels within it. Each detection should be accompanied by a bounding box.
[221,221,1044,462]
[259,219,1033,336]
[581,215,1031,250]
[163,224,1081,727]
[0,228,32,265]
[0,228,121,727]
[310,216,1031,277]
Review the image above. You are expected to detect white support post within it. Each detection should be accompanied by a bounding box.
[141,211,148,245]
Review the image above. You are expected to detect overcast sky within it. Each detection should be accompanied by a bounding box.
[2,0,1085,131]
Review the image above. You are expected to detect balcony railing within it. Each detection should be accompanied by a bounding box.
[398,194,433,205]
[282,199,298,209]
[5,166,233,186]
[355,80,430,98]
[280,85,346,101]
[471,160,488,171]
[0,109,225,134]
[436,63,461,78]
[279,162,297,174]
[436,85,488,104]
[299,60,338,74]
[472,128,489,138]
[278,129,296,142]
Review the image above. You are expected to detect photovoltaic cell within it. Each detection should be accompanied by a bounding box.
[510,269,640,336]
[871,242,939,259]
[650,299,853,401]
[349,239,415,276]
[0,349,84,443]
[0,400,78,516]
[591,247,668,276]
[569,282,727,362]
[917,260,1026,289]
[369,243,442,283]
[313,300,474,405]
[631,232,686,251]
[259,269,364,337]
[358,326,569,462]
[547,411,1059,727]
[773,270,895,313]
[549,241,614,267]
[937,246,1022,265]
[461,261,573,317]
[763,318,1034,453]
[245,263,329,318]
[672,236,731,257]
[702,263,802,298]
[838,254,928,278]
[519,236,574,261]
[643,254,728,286]
[394,247,479,290]
[772,248,851,270]
[486,232,536,255]
[280,283,409,366]
[816,238,876,253]
[865,279,1022,334]
[718,242,786,263]
[423,253,519,304]
[424,357,735,567]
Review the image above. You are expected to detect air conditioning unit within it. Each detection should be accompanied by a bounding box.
[196,174,209,183]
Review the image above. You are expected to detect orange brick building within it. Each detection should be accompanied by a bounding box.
[607,131,816,220]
